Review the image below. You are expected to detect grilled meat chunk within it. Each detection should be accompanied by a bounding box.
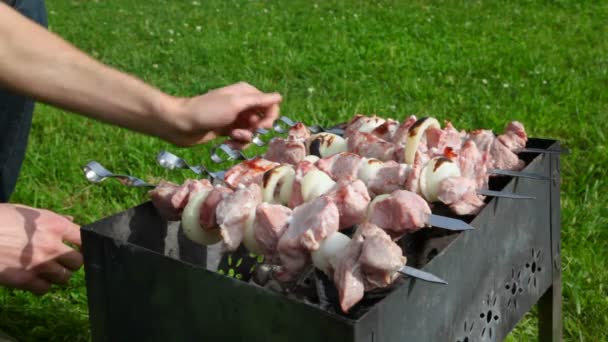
[264,137,307,165]
[332,223,406,312]
[253,203,292,262]
[437,176,485,216]
[200,186,233,229]
[368,190,431,237]
[367,161,412,197]
[288,122,311,140]
[216,184,262,251]
[277,196,340,279]
[224,158,279,189]
[149,179,212,221]
[344,114,386,138]
[347,131,397,162]
[325,180,371,229]
[316,152,363,182]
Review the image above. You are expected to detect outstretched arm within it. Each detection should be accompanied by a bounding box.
[0,3,281,146]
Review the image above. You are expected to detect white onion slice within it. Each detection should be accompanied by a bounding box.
[262,165,295,205]
[366,193,391,219]
[181,189,221,245]
[303,155,320,163]
[242,210,262,255]
[308,133,347,158]
[404,117,441,164]
[311,232,351,275]
[357,116,386,134]
[278,168,296,205]
[301,169,336,202]
[357,158,384,185]
[419,157,461,202]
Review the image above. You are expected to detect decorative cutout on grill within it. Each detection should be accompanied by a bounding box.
[456,319,474,342]
[454,247,547,341]
[479,291,500,340]
[506,268,524,309]
[216,247,264,281]
[526,248,543,290]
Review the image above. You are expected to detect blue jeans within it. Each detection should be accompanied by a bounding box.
[0,0,47,202]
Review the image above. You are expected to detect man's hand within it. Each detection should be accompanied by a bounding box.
[167,82,282,147]
[0,204,82,295]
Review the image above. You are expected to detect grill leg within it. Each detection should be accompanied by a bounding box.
[539,145,563,342]
[538,278,562,341]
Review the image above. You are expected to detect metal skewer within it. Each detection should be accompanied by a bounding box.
[82,161,155,188]
[399,266,447,284]
[210,143,253,163]
[156,150,225,182]
[478,189,535,199]
[251,128,270,146]
[428,215,474,231]
[273,116,345,135]
[488,168,550,180]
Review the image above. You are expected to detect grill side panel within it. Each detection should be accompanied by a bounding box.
[356,140,557,342]
[82,204,355,342]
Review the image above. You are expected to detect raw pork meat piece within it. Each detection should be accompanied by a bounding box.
[277,196,339,279]
[216,184,262,251]
[224,158,279,189]
[368,190,431,237]
[253,203,292,262]
[264,137,307,165]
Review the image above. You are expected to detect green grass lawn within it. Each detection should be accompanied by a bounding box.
[1,0,606,340]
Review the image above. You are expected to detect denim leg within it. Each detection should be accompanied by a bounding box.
[0,0,47,202]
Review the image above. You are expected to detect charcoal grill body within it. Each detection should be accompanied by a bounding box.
[82,139,562,342]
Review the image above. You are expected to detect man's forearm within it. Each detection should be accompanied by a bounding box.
[0,3,181,141]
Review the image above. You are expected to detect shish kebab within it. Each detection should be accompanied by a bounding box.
[149,164,473,248]
[158,144,531,219]
[269,114,566,157]
[200,131,534,218]
[149,179,447,313]
[152,156,473,251]
[156,116,542,220]
[157,116,540,218]
[261,114,546,179]
[211,114,555,178]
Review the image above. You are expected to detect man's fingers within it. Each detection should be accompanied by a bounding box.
[56,244,84,271]
[194,131,217,144]
[237,92,282,111]
[225,139,250,150]
[230,129,253,142]
[2,270,52,295]
[36,261,72,285]
[230,81,259,93]
[248,114,262,126]
[258,103,280,129]
[61,223,82,247]
[25,276,52,295]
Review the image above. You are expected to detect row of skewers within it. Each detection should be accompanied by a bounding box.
[82,114,564,313]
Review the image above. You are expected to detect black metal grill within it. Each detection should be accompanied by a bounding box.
[81,138,562,342]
